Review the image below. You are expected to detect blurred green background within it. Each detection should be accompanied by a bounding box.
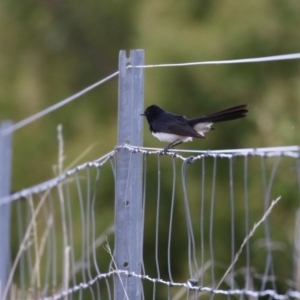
[1,0,300,298]
[1,0,300,187]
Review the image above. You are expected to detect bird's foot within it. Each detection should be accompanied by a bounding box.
[160,146,171,155]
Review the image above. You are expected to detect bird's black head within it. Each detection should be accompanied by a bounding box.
[141,105,165,122]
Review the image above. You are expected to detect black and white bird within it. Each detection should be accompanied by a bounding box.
[141,104,248,151]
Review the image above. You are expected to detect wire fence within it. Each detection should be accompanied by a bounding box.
[1,145,300,299]
[1,50,300,299]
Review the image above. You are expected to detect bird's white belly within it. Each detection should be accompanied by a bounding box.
[152,132,193,143]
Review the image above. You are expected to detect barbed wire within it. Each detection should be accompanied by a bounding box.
[39,269,300,300]
[1,144,299,205]
[0,150,115,204]
[121,144,300,160]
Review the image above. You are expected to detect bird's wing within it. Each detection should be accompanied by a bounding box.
[168,123,206,138]
[152,117,205,139]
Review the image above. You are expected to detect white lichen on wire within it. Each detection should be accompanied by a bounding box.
[38,268,300,300]
[1,144,299,204]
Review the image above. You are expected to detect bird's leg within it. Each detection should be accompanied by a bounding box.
[162,140,183,153]
[169,140,183,149]
[162,145,171,153]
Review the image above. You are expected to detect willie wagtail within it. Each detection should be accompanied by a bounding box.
[141,104,248,151]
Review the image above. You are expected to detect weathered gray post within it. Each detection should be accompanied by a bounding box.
[0,121,12,299]
[114,50,144,299]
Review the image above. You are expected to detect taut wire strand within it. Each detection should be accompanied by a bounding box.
[2,71,119,135]
[132,53,300,68]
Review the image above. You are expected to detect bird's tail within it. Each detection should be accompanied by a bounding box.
[188,104,248,126]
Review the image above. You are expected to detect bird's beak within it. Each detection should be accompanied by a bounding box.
[140,113,145,116]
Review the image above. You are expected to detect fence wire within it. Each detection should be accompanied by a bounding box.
[3,51,300,136]
[1,145,299,300]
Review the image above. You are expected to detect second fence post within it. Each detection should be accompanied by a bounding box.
[114,50,144,299]
[0,121,12,300]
